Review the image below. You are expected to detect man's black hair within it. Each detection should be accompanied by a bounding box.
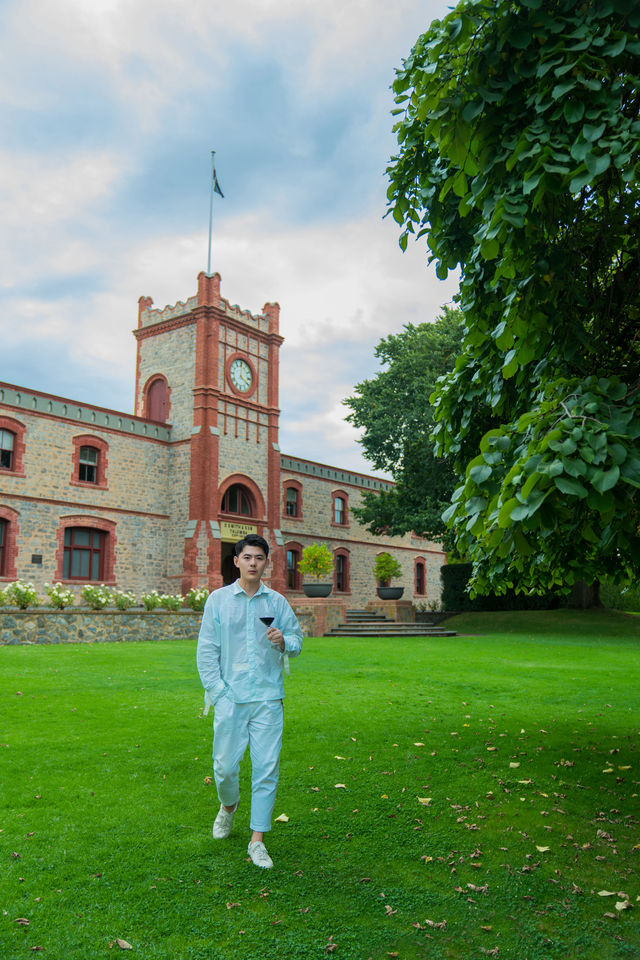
[234,534,270,558]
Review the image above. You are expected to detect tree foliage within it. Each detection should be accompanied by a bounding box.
[387,0,640,594]
[344,308,465,544]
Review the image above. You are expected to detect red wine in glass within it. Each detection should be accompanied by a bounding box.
[259,616,274,627]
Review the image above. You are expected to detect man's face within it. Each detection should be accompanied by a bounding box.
[234,546,268,583]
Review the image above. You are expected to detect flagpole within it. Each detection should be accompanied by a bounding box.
[207,151,215,275]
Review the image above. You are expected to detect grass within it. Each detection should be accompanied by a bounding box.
[1,609,639,960]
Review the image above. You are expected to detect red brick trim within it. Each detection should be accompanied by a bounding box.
[70,435,109,490]
[54,515,117,584]
[141,374,172,423]
[133,313,197,341]
[0,415,26,477]
[284,540,303,592]
[282,479,303,520]
[333,546,351,595]
[331,489,350,528]
[0,504,19,580]
[224,352,258,400]
[1,491,168,519]
[414,556,426,596]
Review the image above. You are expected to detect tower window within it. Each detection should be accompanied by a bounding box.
[221,484,253,516]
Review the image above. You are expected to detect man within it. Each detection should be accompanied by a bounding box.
[197,534,303,869]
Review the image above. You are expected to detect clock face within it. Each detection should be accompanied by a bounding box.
[229,357,253,392]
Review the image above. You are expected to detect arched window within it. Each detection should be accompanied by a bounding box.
[0,416,26,476]
[285,542,302,591]
[334,548,350,594]
[63,527,105,580]
[71,435,109,488]
[282,480,303,519]
[0,429,14,470]
[415,558,426,595]
[79,446,98,483]
[221,484,253,516]
[56,517,116,583]
[331,490,349,527]
[143,375,171,423]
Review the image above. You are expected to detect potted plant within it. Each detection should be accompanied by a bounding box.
[298,542,334,597]
[374,552,404,600]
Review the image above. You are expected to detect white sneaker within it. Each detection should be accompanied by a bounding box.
[247,840,273,869]
[212,803,237,839]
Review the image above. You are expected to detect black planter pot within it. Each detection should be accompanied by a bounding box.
[376,586,404,600]
[302,583,333,598]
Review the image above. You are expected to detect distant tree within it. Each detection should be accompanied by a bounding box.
[387,0,640,596]
[344,307,465,545]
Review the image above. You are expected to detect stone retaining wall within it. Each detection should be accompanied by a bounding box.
[0,609,203,645]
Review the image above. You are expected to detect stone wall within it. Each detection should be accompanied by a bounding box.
[0,609,202,645]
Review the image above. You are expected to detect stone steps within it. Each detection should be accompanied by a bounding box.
[325,610,456,638]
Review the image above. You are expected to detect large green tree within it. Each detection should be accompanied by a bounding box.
[344,308,465,545]
[387,0,640,595]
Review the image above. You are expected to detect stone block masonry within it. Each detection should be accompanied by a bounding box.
[0,609,203,645]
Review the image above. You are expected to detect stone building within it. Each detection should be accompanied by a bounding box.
[0,272,444,606]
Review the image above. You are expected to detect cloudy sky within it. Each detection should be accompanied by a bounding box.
[1,0,458,476]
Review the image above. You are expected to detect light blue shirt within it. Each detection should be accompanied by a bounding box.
[197,580,303,709]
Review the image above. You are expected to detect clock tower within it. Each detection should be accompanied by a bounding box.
[134,271,286,594]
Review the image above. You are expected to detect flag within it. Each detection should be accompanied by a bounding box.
[212,159,224,198]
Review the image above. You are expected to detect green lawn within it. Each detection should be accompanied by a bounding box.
[1,610,639,959]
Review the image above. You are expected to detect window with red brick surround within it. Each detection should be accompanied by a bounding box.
[142,374,171,423]
[0,505,19,580]
[70,435,109,489]
[55,516,116,584]
[284,541,303,591]
[0,416,26,477]
[282,480,303,519]
[334,548,351,594]
[331,489,349,527]
[218,474,266,521]
[414,557,426,595]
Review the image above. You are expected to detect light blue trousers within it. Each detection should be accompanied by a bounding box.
[212,697,283,833]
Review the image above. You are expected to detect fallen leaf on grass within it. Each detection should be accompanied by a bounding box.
[480,949,499,957]
[299,907,310,914]
[481,925,493,931]
[359,877,371,883]
[324,935,338,953]
[615,901,632,912]
[334,784,346,789]
[598,890,618,897]
[274,813,289,823]
[30,947,44,952]
[425,919,447,929]
[384,905,397,916]
[467,884,489,894]
[603,913,617,920]
[226,902,240,909]
[509,762,520,769]
[14,918,30,926]
[115,940,133,950]
[535,846,550,853]
[413,742,425,747]
[417,797,432,806]
[334,756,346,760]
